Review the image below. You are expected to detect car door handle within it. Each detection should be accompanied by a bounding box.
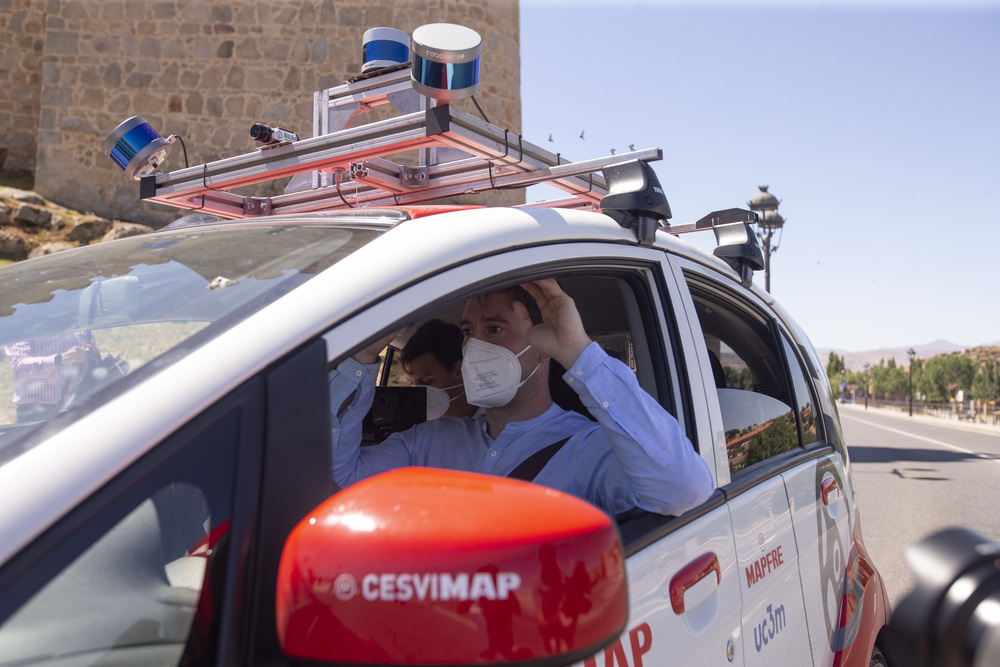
[821,477,839,506]
[669,552,721,615]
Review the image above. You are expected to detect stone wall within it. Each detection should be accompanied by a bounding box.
[0,0,47,173]
[2,0,521,226]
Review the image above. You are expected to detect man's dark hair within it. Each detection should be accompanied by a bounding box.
[499,285,543,325]
[401,319,464,371]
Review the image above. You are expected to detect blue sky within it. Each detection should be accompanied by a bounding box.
[519,0,999,352]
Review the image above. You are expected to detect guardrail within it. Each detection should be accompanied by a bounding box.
[858,398,1000,427]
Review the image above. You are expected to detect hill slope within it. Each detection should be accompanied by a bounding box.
[0,175,153,262]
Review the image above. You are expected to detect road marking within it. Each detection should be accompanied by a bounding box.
[846,416,1000,465]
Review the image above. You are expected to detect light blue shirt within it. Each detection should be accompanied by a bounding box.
[330,342,714,516]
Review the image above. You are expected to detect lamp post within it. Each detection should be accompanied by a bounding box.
[748,186,785,292]
[863,362,870,410]
[907,348,916,417]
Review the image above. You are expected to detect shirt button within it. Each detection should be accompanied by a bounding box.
[576,369,584,376]
[602,401,610,408]
[567,377,576,385]
[355,370,363,377]
[490,451,497,457]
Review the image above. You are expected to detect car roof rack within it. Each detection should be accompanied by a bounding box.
[138,64,662,220]
[128,53,761,267]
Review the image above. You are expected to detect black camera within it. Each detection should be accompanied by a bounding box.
[250,123,299,145]
[885,527,1000,666]
[361,387,427,445]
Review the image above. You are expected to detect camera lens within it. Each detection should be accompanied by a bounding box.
[250,123,272,143]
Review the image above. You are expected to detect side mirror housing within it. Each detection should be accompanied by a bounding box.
[276,467,627,665]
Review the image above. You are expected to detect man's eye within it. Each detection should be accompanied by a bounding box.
[488,326,503,335]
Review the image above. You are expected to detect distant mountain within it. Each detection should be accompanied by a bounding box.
[815,340,972,372]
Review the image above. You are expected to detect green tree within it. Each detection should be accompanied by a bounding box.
[947,355,978,395]
[918,356,948,401]
[826,352,845,377]
[870,358,908,398]
[973,360,1000,402]
[826,352,846,397]
[917,354,977,401]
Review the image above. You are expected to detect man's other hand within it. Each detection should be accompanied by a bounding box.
[517,279,593,369]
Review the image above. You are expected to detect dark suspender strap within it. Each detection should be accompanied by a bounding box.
[507,437,571,482]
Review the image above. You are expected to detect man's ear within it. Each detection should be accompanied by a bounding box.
[451,360,464,376]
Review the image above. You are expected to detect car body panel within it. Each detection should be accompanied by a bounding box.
[572,504,742,666]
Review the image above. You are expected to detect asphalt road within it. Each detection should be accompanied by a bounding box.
[840,402,1000,609]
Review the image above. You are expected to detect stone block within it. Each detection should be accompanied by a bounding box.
[179,4,209,23]
[6,190,45,206]
[225,65,243,88]
[13,203,51,228]
[46,30,79,54]
[124,71,153,88]
[0,229,29,261]
[28,241,74,258]
[139,36,161,57]
[310,36,327,64]
[67,217,112,243]
[102,61,122,88]
[100,221,154,242]
[152,3,175,20]
[195,37,212,58]
[40,86,72,107]
[211,4,232,23]
[235,37,260,59]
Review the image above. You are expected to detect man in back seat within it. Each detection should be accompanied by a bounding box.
[329,278,713,517]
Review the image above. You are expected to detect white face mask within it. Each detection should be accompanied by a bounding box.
[417,383,464,420]
[461,338,540,408]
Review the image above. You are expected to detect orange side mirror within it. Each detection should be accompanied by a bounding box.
[276,467,627,665]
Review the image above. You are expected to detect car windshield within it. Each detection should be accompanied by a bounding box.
[0,223,377,458]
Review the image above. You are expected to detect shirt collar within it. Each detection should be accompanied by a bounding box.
[480,402,564,437]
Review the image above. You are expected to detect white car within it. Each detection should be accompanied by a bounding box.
[0,60,890,667]
[0,203,890,666]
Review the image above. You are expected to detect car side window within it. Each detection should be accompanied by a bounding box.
[358,272,671,442]
[780,333,819,447]
[687,281,802,476]
[0,403,242,666]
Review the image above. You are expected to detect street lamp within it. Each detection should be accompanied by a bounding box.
[748,186,785,292]
[863,362,870,410]
[907,348,916,417]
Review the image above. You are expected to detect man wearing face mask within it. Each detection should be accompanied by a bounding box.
[329,279,714,517]
[400,319,477,420]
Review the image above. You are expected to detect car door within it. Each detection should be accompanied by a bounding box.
[566,250,741,667]
[673,261,816,666]
[310,239,743,667]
